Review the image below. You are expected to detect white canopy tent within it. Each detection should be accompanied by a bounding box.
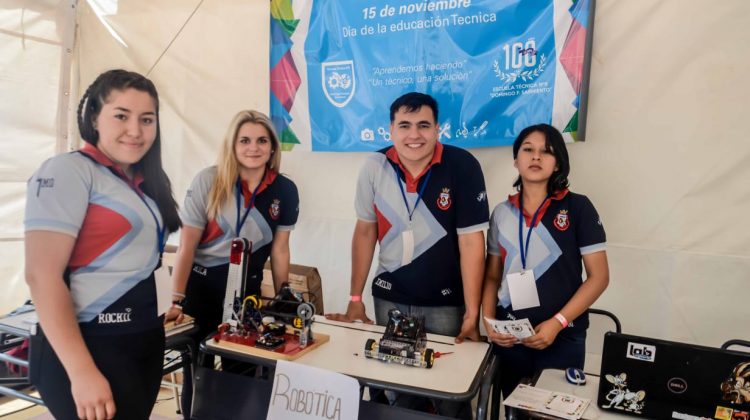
[1,0,748,347]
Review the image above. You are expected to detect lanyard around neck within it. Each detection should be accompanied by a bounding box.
[235,173,265,236]
[518,193,549,270]
[124,176,165,254]
[77,151,166,253]
[138,195,166,254]
[394,166,433,223]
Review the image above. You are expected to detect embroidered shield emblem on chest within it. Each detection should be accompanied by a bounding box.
[269,199,281,220]
[437,187,452,210]
[553,210,569,231]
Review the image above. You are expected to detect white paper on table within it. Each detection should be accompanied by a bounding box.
[267,360,360,420]
[503,384,590,420]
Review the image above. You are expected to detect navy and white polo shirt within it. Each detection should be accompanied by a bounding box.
[180,166,298,284]
[487,189,606,334]
[355,143,489,306]
[25,143,163,334]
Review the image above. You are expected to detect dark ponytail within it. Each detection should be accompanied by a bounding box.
[77,69,181,232]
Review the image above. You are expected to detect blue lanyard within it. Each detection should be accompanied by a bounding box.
[394,167,432,223]
[120,175,164,254]
[81,151,166,254]
[235,174,264,236]
[137,194,166,254]
[518,194,549,270]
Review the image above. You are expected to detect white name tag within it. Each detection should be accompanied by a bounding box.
[401,229,414,266]
[506,270,540,311]
[155,264,171,316]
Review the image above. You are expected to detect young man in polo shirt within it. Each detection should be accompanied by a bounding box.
[328,92,489,343]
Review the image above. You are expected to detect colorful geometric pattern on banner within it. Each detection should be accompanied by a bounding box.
[270,0,302,151]
[270,0,595,151]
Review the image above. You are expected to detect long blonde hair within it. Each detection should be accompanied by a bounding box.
[206,110,282,220]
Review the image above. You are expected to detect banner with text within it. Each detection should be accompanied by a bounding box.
[269,0,595,151]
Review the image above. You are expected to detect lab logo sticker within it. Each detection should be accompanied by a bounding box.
[322,60,355,108]
[554,210,570,231]
[626,342,656,362]
[269,199,281,220]
[437,188,452,210]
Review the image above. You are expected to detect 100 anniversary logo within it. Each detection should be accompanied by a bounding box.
[492,39,547,84]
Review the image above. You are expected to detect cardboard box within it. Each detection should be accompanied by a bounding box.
[261,262,324,315]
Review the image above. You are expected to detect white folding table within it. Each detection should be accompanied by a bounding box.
[202,315,497,419]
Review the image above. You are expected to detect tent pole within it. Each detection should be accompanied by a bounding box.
[56,0,78,154]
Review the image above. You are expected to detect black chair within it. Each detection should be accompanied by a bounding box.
[163,331,197,416]
[488,308,622,419]
[721,339,750,352]
[585,308,622,375]
[191,367,272,420]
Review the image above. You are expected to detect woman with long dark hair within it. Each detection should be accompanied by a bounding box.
[25,69,180,419]
[482,123,609,398]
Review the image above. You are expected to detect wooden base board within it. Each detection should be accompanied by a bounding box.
[206,332,330,361]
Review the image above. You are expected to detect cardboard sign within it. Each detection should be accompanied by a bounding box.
[261,263,325,313]
[267,360,359,420]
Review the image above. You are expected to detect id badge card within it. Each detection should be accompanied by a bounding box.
[155,261,172,315]
[506,270,540,310]
[401,229,414,266]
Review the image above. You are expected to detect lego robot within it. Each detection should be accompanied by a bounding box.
[364,308,435,368]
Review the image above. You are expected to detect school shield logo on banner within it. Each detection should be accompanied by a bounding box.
[322,60,355,108]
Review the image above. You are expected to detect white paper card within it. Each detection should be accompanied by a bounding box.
[155,264,172,315]
[401,229,414,266]
[483,317,535,340]
[503,384,590,420]
[267,360,360,420]
[506,270,540,310]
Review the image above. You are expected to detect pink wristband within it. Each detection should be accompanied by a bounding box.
[554,312,569,328]
[350,295,362,302]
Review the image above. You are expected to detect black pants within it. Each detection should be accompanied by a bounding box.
[495,330,586,397]
[31,326,165,420]
[181,263,261,417]
[183,262,263,349]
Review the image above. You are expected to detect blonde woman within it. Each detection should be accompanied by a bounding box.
[167,109,298,351]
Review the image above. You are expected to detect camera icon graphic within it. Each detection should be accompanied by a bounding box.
[360,128,375,142]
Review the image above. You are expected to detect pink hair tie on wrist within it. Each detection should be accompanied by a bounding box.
[350,295,362,302]
[554,312,569,328]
